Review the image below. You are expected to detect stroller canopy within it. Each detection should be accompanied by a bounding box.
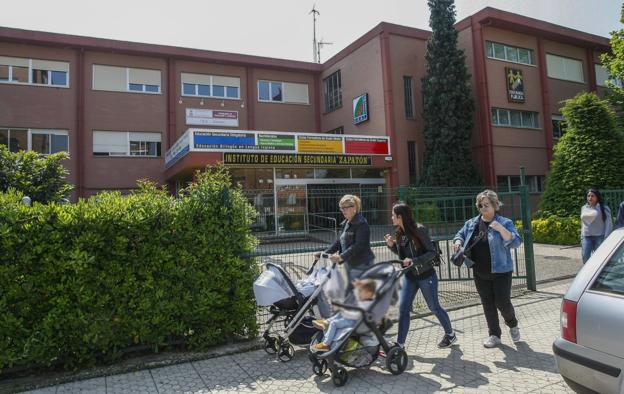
[253,263,297,306]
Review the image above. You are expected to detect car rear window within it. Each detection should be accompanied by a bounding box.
[591,242,624,296]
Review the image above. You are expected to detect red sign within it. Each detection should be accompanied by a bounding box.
[345,137,389,155]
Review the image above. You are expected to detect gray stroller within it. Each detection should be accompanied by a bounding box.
[254,255,335,362]
[308,261,409,386]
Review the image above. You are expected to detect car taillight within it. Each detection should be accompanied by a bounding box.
[561,299,577,343]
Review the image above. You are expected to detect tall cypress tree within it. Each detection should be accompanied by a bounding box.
[420,0,480,186]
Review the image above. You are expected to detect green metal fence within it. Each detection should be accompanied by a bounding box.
[246,184,536,330]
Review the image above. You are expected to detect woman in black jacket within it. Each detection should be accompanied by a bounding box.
[314,194,375,288]
[385,202,456,348]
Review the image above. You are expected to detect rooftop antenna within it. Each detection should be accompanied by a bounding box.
[317,38,333,63]
[310,5,320,63]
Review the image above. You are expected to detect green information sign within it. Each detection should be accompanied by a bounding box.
[257,134,296,150]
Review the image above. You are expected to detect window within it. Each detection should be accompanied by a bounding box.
[497,175,544,192]
[595,64,623,88]
[92,65,161,93]
[257,80,309,104]
[404,76,414,119]
[0,128,68,154]
[408,141,417,183]
[0,56,69,87]
[492,108,539,129]
[180,73,241,99]
[590,242,624,296]
[552,115,567,142]
[485,42,535,66]
[93,131,161,157]
[546,54,584,83]
[324,70,342,113]
[326,126,344,135]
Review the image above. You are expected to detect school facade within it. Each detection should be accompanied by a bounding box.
[0,7,612,232]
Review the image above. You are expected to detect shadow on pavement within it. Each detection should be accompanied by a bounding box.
[493,342,558,374]
[410,347,491,390]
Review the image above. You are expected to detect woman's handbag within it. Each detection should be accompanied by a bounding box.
[451,230,486,268]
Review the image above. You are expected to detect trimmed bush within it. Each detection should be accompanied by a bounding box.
[516,214,580,245]
[0,165,258,370]
[0,145,72,204]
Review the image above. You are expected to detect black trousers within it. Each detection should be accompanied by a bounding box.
[473,271,518,338]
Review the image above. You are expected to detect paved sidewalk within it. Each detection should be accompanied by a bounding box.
[20,279,575,394]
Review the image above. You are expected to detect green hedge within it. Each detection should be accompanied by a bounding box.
[516,214,580,245]
[0,165,258,371]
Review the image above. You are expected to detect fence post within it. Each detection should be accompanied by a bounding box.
[519,167,536,291]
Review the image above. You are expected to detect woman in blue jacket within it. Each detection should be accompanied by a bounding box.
[453,190,522,348]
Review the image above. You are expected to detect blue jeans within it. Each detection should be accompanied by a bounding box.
[397,271,452,345]
[581,235,604,263]
[322,314,357,345]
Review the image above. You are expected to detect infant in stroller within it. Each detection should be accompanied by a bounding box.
[311,278,376,352]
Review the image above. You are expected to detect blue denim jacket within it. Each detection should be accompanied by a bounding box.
[453,214,522,273]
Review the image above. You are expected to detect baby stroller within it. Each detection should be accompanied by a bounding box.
[254,254,336,362]
[308,261,409,387]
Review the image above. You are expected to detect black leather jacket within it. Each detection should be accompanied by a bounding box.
[325,213,375,267]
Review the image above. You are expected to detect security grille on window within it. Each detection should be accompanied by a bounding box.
[326,126,344,135]
[552,115,567,142]
[93,131,161,157]
[0,56,69,87]
[486,42,535,65]
[546,54,584,83]
[408,141,417,183]
[404,76,414,119]
[0,128,69,154]
[182,73,240,99]
[491,108,539,129]
[92,65,161,93]
[324,70,342,113]
[257,80,309,104]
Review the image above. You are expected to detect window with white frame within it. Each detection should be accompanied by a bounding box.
[497,175,545,193]
[324,70,342,113]
[92,65,161,93]
[486,41,535,66]
[595,64,623,88]
[492,108,539,129]
[0,128,69,154]
[93,131,161,157]
[181,73,240,99]
[0,56,69,87]
[257,80,309,104]
[552,115,567,143]
[546,54,584,83]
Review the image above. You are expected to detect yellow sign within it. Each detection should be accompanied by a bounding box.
[297,135,343,154]
[224,153,371,166]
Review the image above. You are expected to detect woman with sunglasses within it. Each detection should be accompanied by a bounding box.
[314,194,375,290]
[453,190,522,348]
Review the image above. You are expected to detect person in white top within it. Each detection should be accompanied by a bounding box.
[311,279,376,351]
[580,188,613,263]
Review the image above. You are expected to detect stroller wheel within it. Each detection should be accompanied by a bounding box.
[331,367,348,387]
[278,343,295,362]
[313,359,327,376]
[385,346,408,375]
[264,337,277,354]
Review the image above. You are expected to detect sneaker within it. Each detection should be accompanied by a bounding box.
[312,319,328,330]
[483,335,501,348]
[510,326,521,342]
[437,334,457,348]
[312,342,330,351]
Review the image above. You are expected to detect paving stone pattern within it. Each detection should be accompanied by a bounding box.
[20,280,576,394]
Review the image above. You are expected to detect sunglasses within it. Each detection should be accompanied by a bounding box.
[478,203,491,209]
[340,205,355,211]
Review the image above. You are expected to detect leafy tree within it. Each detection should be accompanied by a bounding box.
[0,145,72,204]
[420,0,480,186]
[539,92,624,215]
[600,3,624,117]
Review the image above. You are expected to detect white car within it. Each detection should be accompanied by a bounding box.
[553,228,624,394]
